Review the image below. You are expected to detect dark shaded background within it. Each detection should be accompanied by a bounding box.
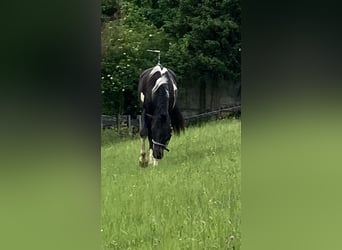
[1,0,342,249]
[242,0,342,249]
[0,1,100,249]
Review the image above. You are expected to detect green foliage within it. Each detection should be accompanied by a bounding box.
[101,1,171,115]
[164,0,241,82]
[101,0,241,115]
[101,0,120,21]
[101,119,241,249]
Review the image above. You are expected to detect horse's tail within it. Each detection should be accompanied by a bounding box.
[170,104,185,135]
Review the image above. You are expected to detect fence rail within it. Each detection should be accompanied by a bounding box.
[183,105,240,126]
[101,105,241,132]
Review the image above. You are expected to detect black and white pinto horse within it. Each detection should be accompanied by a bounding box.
[138,64,184,167]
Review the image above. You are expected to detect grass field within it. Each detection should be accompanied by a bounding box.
[101,119,241,249]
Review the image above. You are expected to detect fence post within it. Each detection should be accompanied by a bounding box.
[128,115,132,136]
[101,115,103,129]
[117,114,120,132]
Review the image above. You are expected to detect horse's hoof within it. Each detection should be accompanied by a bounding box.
[149,159,158,167]
[139,160,148,168]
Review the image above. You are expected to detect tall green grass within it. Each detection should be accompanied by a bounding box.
[101,119,241,249]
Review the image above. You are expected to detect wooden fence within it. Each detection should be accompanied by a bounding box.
[101,105,240,132]
[183,105,240,126]
[101,114,140,135]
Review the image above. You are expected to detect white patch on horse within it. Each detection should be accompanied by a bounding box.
[160,67,168,75]
[140,92,145,102]
[152,75,168,96]
[150,65,168,76]
[172,79,177,91]
[170,77,177,108]
[150,65,177,108]
[149,65,161,76]
[149,148,158,166]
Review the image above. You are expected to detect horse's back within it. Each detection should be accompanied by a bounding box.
[138,65,178,106]
[138,68,152,95]
[167,68,177,84]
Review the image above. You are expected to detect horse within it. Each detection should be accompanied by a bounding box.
[138,64,184,167]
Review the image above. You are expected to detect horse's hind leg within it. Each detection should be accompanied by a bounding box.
[139,137,148,167]
[139,110,149,167]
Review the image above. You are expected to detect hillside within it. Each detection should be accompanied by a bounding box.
[101,119,241,249]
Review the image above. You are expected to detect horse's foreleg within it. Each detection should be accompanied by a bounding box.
[149,149,158,167]
[139,110,149,167]
[147,137,157,166]
[139,137,148,167]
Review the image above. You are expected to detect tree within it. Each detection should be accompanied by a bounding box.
[101,0,241,115]
[164,0,241,81]
[101,1,169,115]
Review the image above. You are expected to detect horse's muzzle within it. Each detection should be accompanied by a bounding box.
[152,139,169,159]
[153,146,164,159]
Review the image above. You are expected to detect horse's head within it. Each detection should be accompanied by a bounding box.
[151,114,171,159]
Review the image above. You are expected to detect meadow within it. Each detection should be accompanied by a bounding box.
[101,119,241,249]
